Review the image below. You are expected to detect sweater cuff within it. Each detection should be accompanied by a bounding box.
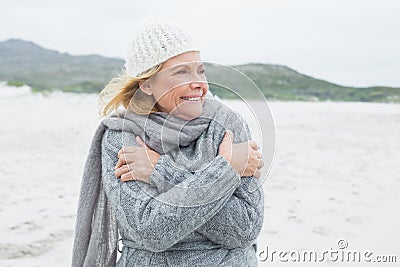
[148,154,175,190]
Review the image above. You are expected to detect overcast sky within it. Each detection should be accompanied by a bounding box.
[1,0,399,87]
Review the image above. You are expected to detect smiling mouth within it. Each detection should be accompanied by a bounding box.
[180,96,201,101]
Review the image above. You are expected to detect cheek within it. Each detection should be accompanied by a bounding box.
[156,88,181,111]
[203,84,209,96]
[152,81,172,102]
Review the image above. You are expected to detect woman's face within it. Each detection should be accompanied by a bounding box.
[140,51,209,120]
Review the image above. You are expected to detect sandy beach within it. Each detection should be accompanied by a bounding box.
[0,82,399,266]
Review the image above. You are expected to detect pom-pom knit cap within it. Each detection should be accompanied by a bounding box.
[124,21,200,77]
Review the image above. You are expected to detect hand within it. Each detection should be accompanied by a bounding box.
[218,130,264,179]
[114,136,160,183]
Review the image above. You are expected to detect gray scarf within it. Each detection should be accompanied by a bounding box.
[71,97,220,266]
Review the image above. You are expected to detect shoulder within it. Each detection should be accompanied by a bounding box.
[102,128,122,150]
[213,103,252,143]
[229,110,252,143]
[101,128,138,153]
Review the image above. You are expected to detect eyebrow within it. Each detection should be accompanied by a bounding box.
[168,63,205,72]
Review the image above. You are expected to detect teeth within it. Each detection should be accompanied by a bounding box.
[181,96,200,101]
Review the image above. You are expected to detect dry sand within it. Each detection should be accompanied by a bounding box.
[0,82,399,266]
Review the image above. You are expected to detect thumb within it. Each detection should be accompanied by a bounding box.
[225,130,233,143]
[135,136,145,147]
[224,130,234,143]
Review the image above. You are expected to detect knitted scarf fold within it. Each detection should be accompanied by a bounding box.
[71,97,220,266]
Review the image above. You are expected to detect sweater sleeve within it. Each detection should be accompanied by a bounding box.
[195,177,264,249]
[101,128,241,253]
[149,114,265,249]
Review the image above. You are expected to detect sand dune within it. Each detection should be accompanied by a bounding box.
[0,82,399,266]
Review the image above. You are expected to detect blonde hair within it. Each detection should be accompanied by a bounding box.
[98,63,164,117]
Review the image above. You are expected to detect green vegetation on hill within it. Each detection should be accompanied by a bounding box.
[207,63,400,102]
[0,38,122,93]
[1,38,399,102]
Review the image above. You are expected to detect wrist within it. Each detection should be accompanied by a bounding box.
[151,154,161,167]
[217,154,240,177]
[219,153,231,164]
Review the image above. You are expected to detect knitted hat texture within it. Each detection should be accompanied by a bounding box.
[124,22,200,77]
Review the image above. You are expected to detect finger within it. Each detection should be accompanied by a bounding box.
[116,152,134,168]
[114,157,126,169]
[121,172,135,182]
[114,165,130,177]
[115,156,124,168]
[253,150,262,159]
[228,130,234,141]
[257,159,265,169]
[254,169,261,179]
[220,132,229,147]
[248,140,258,150]
[114,161,120,170]
[118,146,139,157]
[224,130,234,143]
[116,151,139,168]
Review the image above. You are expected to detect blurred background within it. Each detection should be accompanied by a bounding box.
[0,0,399,266]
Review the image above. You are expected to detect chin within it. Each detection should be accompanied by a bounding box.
[170,98,205,120]
[182,113,201,121]
[176,109,202,121]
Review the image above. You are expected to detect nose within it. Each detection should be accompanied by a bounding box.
[190,81,208,96]
[190,81,203,89]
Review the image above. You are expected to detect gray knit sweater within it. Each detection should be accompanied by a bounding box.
[72,97,264,266]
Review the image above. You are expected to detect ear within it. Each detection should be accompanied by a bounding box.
[138,80,153,96]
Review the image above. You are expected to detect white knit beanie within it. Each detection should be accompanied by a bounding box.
[124,21,200,77]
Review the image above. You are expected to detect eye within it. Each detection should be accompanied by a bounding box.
[175,69,188,75]
[198,69,206,74]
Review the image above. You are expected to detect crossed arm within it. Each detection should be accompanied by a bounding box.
[150,152,264,249]
[101,128,243,252]
[107,115,264,250]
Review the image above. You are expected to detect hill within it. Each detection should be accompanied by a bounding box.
[0,38,399,102]
[0,38,122,93]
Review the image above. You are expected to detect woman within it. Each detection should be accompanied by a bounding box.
[72,22,265,266]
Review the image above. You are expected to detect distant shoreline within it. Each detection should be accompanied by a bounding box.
[1,81,399,105]
[1,39,399,104]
